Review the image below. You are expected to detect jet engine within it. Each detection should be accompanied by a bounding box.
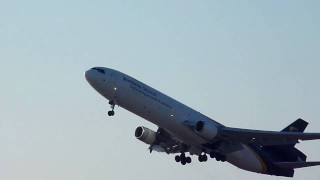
[195,121,219,140]
[135,126,157,145]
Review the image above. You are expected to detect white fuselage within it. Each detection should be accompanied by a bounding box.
[85,67,267,174]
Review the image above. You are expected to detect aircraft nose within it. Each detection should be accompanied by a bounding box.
[85,69,95,83]
[85,67,108,86]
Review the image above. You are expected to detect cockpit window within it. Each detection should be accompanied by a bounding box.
[92,68,105,74]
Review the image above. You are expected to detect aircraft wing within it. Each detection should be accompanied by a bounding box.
[149,128,185,154]
[220,127,320,146]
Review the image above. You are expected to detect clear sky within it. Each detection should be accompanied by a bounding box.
[1,1,320,179]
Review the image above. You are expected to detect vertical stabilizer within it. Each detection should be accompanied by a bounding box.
[281,118,308,133]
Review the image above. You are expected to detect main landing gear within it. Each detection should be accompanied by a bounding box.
[174,152,226,165]
[175,153,192,165]
[198,152,226,162]
[108,100,115,116]
[209,152,226,162]
[198,153,208,162]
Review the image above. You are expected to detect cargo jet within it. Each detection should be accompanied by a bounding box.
[85,67,320,177]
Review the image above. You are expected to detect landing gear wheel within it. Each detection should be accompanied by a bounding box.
[177,153,189,165]
[220,155,226,162]
[108,100,116,116]
[175,155,181,162]
[215,154,226,162]
[216,156,221,161]
[176,153,192,165]
[202,154,208,162]
[209,152,215,159]
[186,157,192,164]
[198,154,208,162]
[108,110,115,116]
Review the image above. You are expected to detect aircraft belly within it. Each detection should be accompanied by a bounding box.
[226,144,267,173]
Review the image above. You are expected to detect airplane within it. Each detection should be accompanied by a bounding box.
[85,67,320,177]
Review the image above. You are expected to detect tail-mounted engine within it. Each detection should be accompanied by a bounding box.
[135,126,157,145]
[195,120,219,140]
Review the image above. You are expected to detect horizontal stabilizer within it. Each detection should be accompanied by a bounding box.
[221,127,320,146]
[275,161,320,169]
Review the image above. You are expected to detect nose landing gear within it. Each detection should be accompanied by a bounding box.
[108,100,116,116]
[108,110,115,116]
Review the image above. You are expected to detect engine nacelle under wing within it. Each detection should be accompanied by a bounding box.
[195,120,219,140]
[135,126,157,145]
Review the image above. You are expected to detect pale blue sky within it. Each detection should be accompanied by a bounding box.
[1,1,320,180]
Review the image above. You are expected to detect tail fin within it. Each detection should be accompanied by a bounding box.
[278,119,309,161]
[267,119,316,177]
[282,118,308,133]
[264,119,309,162]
